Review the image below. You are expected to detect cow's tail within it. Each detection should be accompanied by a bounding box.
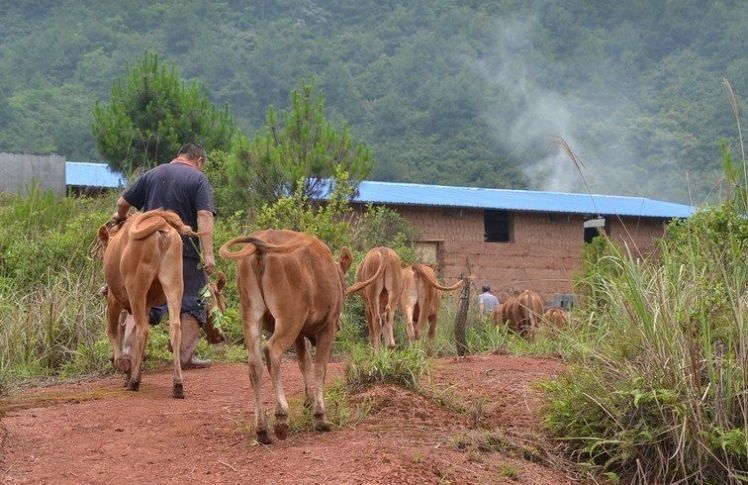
[131,210,199,240]
[411,263,463,292]
[345,253,384,296]
[219,235,310,260]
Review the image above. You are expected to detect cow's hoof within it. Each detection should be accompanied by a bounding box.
[114,356,131,373]
[273,422,289,441]
[172,383,184,399]
[127,381,140,392]
[256,430,272,445]
[314,420,332,432]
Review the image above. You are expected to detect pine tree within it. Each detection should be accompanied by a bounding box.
[92,52,236,172]
[230,80,372,208]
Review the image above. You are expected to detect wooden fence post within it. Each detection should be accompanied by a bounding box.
[454,260,472,356]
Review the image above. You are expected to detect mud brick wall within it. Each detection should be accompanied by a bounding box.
[391,206,669,302]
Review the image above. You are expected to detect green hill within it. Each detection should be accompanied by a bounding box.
[1,1,747,203]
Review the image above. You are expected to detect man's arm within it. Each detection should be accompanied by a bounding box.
[114,196,132,221]
[197,209,215,275]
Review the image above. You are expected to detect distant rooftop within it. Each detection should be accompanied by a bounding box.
[64,161,694,219]
[66,161,126,188]
[345,180,695,219]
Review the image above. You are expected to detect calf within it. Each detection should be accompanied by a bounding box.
[220,229,381,444]
[494,289,544,339]
[399,264,462,346]
[98,210,198,398]
[355,247,403,351]
[542,307,569,328]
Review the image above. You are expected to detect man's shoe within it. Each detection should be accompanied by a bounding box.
[182,356,212,369]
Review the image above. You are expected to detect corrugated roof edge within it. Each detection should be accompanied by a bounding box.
[319,179,695,219]
[61,164,694,219]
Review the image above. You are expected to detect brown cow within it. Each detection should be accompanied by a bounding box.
[494,289,543,339]
[355,247,403,351]
[220,229,382,444]
[542,307,569,328]
[399,264,462,346]
[98,210,199,398]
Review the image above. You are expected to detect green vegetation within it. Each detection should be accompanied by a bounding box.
[4,2,747,201]
[542,210,748,481]
[93,52,237,172]
[228,80,372,210]
[344,345,428,392]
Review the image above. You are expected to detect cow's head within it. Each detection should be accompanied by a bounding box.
[94,218,127,257]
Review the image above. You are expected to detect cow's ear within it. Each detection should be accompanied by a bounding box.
[216,271,227,291]
[339,247,353,273]
[98,225,110,244]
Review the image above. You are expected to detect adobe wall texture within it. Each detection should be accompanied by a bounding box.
[0,152,66,196]
[392,205,668,302]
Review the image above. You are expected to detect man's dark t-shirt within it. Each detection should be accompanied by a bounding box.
[121,161,216,325]
[122,162,216,260]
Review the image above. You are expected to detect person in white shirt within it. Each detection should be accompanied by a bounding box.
[478,285,499,314]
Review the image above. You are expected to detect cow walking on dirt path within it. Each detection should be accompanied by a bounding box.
[220,229,382,444]
[356,247,403,351]
[98,210,198,398]
[400,264,462,349]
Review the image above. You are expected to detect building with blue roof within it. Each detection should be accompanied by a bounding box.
[66,161,126,190]
[63,161,694,301]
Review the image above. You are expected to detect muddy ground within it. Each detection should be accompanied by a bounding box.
[0,353,580,484]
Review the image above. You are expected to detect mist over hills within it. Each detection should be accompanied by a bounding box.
[1,1,747,203]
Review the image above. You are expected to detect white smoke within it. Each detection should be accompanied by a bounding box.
[472,15,690,199]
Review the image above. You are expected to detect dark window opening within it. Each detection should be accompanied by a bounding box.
[484,210,511,242]
[584,217,607,243]
[584,227,600,243]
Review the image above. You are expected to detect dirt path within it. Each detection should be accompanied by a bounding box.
[0,353,577,484]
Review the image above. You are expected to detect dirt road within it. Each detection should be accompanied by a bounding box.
[0,353,576,484]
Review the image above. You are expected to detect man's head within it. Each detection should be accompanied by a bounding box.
[176,143,207,170]
[482,285,490,293]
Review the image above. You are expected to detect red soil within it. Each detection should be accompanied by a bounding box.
[0,353,577,484]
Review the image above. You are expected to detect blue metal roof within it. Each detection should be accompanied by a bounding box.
[66,161,126,188]
[62,162,694,218]
[348,180,694,218]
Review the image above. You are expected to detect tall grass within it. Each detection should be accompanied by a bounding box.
[0,268,110,381]
[543,209,748,483]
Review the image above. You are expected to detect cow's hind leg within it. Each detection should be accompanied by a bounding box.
[126,296,150,391]
[383,291,397,350]
[312,325,336,432]
[295,336,314,409]
[426,313,438,356]
[240,289,270,444]
[263,322,297,441]
[401,294,417,344]
[106,298,127,372]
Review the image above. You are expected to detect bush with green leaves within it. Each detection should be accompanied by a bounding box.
[254,167,354,252]
[543,204,748,483]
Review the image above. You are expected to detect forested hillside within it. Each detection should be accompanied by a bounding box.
[1,0,747,203]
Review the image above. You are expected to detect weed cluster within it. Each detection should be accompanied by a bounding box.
[345,345,428,392]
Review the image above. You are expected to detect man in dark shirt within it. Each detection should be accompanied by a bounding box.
[113,143,217,368]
